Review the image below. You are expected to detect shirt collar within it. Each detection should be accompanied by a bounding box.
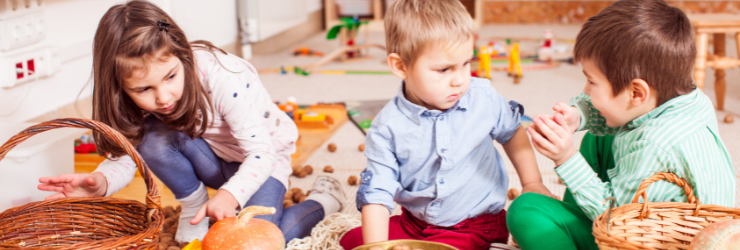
[625,88,700,130]
[395,81,468,125]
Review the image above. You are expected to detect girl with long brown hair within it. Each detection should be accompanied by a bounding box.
[37,0,346,244]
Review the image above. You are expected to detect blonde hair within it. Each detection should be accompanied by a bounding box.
[384,0,475,66]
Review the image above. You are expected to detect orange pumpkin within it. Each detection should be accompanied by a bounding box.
[202,206,285,250]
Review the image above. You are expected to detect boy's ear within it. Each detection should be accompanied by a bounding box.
[387,53,407,79]
[629,78,652,107]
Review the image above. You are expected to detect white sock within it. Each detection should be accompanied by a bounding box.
[175,182,209,243]
[306,191,341,217]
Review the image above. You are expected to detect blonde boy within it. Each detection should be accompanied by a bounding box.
[339,1,554,249]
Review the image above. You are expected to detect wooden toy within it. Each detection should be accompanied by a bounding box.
[508,43,523,83]
[477,45,491,79]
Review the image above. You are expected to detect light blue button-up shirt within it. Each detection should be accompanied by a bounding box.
[356,78,523,226]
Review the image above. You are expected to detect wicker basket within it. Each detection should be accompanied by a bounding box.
[0,119,164,249]
[593,172,740,250]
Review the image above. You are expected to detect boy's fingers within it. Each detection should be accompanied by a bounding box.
[541,116,567,138]
[528,126,556,153]
[535,118,559,142]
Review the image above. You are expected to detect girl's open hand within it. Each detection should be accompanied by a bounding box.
[527,114,577,166]
[38,173,108,200]
[191,189,240,224]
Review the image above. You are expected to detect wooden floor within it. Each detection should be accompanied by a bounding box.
[74,104,348,208]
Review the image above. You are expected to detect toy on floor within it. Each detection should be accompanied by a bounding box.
[298,17,386,72]
[537,29,574,62]
[477,45,491,79]
[202,206,284,250]
[181,239,202,250]
[74,132,97,154]
[508,43,523,83]
[293,47,324,57]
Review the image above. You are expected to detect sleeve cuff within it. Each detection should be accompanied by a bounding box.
[555,153,598,193]
[574,102,588,132]
[355,172,395,213]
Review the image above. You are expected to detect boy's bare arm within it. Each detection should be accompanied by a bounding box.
[362,204,390,244]
[503,126,557,198]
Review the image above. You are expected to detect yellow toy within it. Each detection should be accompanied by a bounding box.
[182,239,202,250]
[508,43,523,83]
[477,45,491,79]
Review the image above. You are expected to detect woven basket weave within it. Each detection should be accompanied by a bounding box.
[593,172,740,250]
[0,119,164,249]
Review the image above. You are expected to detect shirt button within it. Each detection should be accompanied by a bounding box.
[440,117,444,121]
[440,178,445,184]
[441,148,447,153]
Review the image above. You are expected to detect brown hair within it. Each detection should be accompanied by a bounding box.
[384,0,475,66]
[574,0,696,106]
[92,0,216,158]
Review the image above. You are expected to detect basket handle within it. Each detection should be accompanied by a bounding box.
[0,118,162,213]
[630,172,701,218]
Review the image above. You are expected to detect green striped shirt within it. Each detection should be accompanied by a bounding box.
[556,89,736,220]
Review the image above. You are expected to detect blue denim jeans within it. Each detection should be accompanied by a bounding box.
[138,116,324,242]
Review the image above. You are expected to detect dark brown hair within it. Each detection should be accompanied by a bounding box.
[92,0,217,158]
[574,0,696,106]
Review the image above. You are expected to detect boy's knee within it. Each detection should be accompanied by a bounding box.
[507,193,551,227]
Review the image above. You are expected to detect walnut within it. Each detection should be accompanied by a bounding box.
[348,176,358,185]
[292,189,305,203]
[327,143,337,152]
[283,199,294,209]
[297,195,308,203]
[304,165,314,174]
[324,165,334,173]
[507,188,520,200]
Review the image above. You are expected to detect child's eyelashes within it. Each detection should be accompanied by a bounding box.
[136,87,150,93]
[437,68,450,73]
[167,73,176,80]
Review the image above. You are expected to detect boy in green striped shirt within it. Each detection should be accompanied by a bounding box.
[507,0,736,249]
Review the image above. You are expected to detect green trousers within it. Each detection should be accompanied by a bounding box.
[506,132,615,250]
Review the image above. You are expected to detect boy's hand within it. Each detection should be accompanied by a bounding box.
[552,102,581,133]
[521,182,559,200]
[528,114,577,166]
[38,173,108,199]
[191,189,240,224]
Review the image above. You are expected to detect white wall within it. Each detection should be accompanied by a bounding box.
[0,0,239,123]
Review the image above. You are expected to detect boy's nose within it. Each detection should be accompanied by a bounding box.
[583,84,591,95]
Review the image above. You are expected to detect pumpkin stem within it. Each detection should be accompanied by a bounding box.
[236,206,276,226]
